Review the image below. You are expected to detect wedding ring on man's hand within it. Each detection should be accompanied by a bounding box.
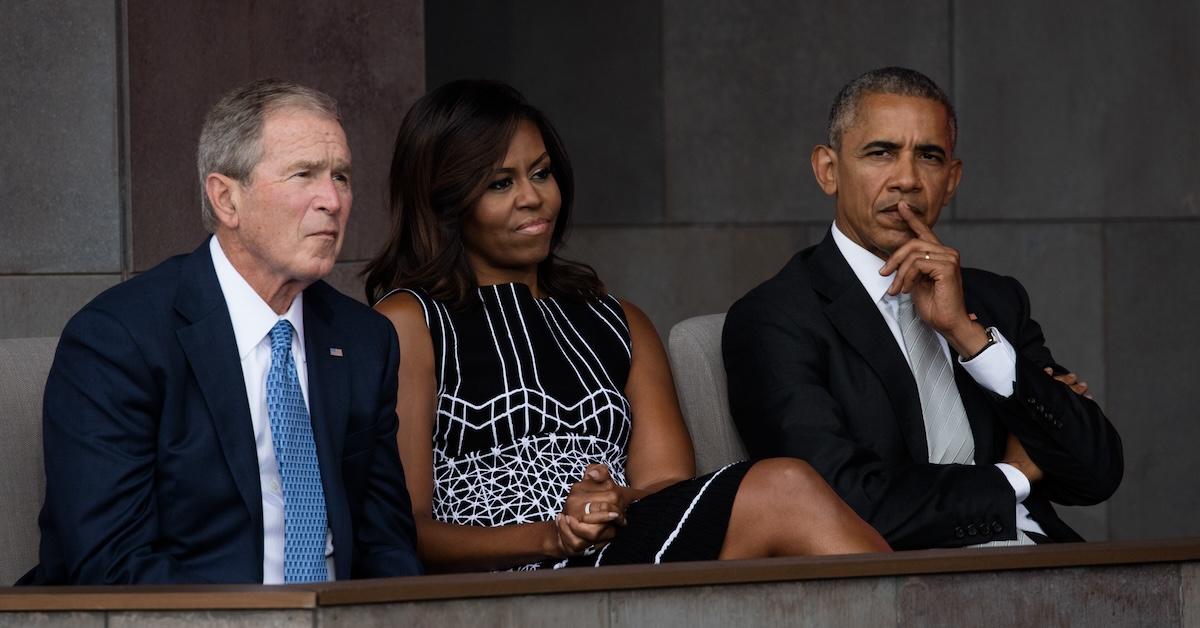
[584,502,592,516]
[924,252,930,260]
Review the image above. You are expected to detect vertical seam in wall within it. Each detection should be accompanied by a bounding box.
[658,0,668,224]
[1099,221,1111,540]
[416,0,426,95]
[892,574,901,627]
[116,0,132,281]
[1177,563,1184,627]
[946,0,956,222]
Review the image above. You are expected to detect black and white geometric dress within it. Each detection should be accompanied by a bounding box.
[394,283,752,570]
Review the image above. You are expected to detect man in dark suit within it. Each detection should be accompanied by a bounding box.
[723,67,1122,550]
[22,79,422,584]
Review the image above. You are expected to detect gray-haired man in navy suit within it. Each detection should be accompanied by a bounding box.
[22,79,422,584]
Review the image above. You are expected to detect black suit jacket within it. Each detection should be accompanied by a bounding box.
[22,241,422,584]
[723,231,1123,550]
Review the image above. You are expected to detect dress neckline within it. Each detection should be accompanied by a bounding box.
[477,281,548,301]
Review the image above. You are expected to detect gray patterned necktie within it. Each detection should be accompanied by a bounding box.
[896,294,974,465]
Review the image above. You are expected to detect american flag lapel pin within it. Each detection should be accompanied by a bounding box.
[329,347,344,357]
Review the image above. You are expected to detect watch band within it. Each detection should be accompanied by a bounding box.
[962,326,998,362]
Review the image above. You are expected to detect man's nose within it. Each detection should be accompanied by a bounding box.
[315,176,347,213]
[888,153,920,192]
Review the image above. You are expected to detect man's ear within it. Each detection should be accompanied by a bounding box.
[205,173,241,229]
[943,157,964,204]
[811,144,838,197]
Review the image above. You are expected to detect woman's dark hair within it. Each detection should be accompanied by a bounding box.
[363,79,603,307]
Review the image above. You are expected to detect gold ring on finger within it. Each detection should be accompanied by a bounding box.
[924,252,930,260]
[584,502,592,516]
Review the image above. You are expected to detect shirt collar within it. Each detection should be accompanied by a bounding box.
[830,221,896,306]
[209,237,305,361]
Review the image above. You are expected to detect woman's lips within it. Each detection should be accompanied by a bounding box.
[516,218,552,235]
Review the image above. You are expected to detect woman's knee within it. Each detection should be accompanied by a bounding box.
[742,457,831,502]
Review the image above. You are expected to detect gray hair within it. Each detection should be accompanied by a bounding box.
[827,67,956,152]
[197,78,340,232]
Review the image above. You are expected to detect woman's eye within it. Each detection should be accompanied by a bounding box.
[531,168,552,181]
[488,177,514,191]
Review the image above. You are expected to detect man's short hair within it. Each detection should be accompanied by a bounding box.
[827,67,956,152]
[197,79,340,232]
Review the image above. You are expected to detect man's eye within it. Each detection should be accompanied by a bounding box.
[919,152,944,163]
[866,150,891,157]
[333,173,350,183]
[488,177,514,191]
[293,171,310,178]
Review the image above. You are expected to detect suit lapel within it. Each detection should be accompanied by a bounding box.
[808,232,929,462]
[302,282,352,578]
[173,241,264,552]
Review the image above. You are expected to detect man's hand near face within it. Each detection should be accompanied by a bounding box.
[878,201,991,359]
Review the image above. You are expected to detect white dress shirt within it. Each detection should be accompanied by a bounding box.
[210,237,335,583]
[830,222,1047,537]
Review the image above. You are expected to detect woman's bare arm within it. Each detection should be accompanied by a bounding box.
[620,299,696,498]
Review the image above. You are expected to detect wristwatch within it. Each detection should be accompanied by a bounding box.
[962,326,998,362]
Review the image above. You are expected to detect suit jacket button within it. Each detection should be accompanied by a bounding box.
[992,521,1003,532]
[967,525,978,536]
[955,527,965,538]
[1026,397,1037,405]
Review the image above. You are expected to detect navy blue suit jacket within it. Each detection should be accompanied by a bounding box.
[723,231,1123,550]
[21,241,421,584]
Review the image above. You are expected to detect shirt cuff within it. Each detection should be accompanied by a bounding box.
[995,462,1031,503]
[958,327,1016,397]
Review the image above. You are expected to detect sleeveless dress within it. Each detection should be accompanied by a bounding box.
[395,283,751,569]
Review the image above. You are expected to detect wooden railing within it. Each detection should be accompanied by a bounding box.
[2,538,1198,626]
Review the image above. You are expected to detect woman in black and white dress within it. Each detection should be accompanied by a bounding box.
[365,80,889,572]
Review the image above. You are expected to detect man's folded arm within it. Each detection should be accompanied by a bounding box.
[982,276,1124,505]
[351,321,423,578]
[41,308,205,584]
[723,300,1017,550]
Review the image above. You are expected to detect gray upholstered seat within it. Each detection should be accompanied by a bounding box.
[667,314,747,475]
[0,337,56,584]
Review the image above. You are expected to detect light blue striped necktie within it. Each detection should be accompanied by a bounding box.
[267,320,329,583]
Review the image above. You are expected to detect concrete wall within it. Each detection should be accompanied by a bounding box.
[2,0,1193,545]
[0,0,425,339]
[0,1,125,337]
[0,561,1194,626]
[427,1,1200,542]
